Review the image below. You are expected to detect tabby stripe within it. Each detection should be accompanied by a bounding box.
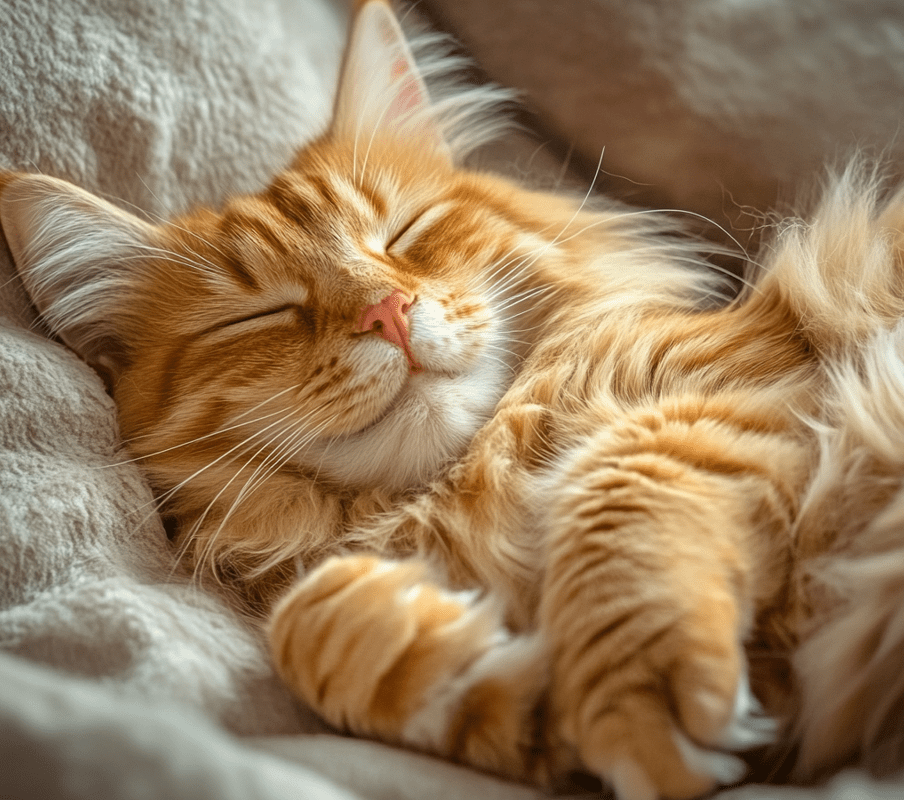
[645,438,774,480]
[233,213,291,257]
[572,625,673,702]
[583,681,663,728]
[266,177,322,229]
[222,253,260,291]
[577,610,638,655]
[356,182,387,216]
[309,175,340,209]
[549,556,649,621]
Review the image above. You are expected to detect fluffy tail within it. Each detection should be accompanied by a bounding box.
[758,161,904,355]
[792,322,904,777]
[744,163,904,777]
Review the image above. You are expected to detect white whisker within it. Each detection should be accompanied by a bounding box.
[191,408,342,577]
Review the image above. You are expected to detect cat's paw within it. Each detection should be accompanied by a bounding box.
[548,602,774,800]
[268,554,550,780]
[268,555,497,741]
[602,674,774,800]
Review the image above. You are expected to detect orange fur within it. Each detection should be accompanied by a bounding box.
[4,2,904,797]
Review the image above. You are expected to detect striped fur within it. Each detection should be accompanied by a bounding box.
[4,2,904,797]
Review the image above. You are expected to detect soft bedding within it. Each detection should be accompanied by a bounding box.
[1,1,903,798]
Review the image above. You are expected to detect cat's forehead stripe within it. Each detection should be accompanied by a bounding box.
[265,175,323,230]
[224,210,291,257]
[355,181,387,217]
[307,174,342,210]
[264,171,386,233]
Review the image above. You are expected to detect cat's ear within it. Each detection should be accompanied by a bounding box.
[332,0,450,161]
[0,173,158,377]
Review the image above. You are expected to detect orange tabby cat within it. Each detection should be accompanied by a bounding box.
[4,1,904,798]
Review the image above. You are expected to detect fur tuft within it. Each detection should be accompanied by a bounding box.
[793,323,904,777]
[761,161,904,354]
[400,21,517,160]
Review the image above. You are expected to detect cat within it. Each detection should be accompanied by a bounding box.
[4,1,904,798]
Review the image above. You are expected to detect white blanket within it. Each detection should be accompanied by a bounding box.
[0,1,901,798]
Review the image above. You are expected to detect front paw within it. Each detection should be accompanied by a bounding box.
[268,554,553,781]
[548,598,775,800]
[267,555,500,742]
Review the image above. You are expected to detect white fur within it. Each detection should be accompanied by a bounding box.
[718,672,776,751]
[606,758,658,800]
[668,676,773,790]
[403,633,537,752]
[597,674,772,800]
[671,731,746,787]
[300,289,515,491]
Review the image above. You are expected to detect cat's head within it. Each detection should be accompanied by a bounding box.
[0,0,566,494]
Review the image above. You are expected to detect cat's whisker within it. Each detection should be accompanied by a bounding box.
[123,246,223,280]
[192,410,342,578]
[619,233,761,296]
[130,170,242,270]
[499,296,560,324]
[177,413,318,578]
[126,395,323,568]
[504,323,547,337]
[491,284,557,316]
[141,407,315,514]
[163,224,234,266]
[466,216,569,295]
[100,409,290,467]
[492,203,760,298]
[476,153,656,296]
[471,246,534,290]
[478,346,519,376]
[227,412,334,507]
[489,335,533,349]
[518,146,607,262]
[116,382,307,451]
[589,208,759,271]
[128,242,217,266]
[481,259,539,299]
[127,219,229,274]
[226,382,310,423]
[469,242,551,295]
[483,274,545,306]
[224,413,340,521]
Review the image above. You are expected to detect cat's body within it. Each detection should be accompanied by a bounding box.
[4,2,904,798]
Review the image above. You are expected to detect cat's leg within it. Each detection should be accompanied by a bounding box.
[540,404,800,799]
[268,554,556,782]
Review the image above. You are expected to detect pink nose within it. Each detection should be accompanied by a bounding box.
[358,289,421,372]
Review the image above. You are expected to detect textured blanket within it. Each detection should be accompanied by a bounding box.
[0,1,902,798]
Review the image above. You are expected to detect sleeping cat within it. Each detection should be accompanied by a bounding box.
[4,1,904,798]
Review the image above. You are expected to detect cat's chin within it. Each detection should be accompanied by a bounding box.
[298,357,511,493]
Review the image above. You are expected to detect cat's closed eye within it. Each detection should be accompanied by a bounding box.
[386,210,426,251]
[387,204,450,253]
[222,304,301,328]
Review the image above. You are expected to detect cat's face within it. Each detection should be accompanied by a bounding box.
[118,136,533,491]
[0,1,556,493]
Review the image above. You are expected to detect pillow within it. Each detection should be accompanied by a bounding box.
[422,0,904,238]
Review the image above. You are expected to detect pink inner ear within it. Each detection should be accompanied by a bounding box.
[388,55,425,122]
